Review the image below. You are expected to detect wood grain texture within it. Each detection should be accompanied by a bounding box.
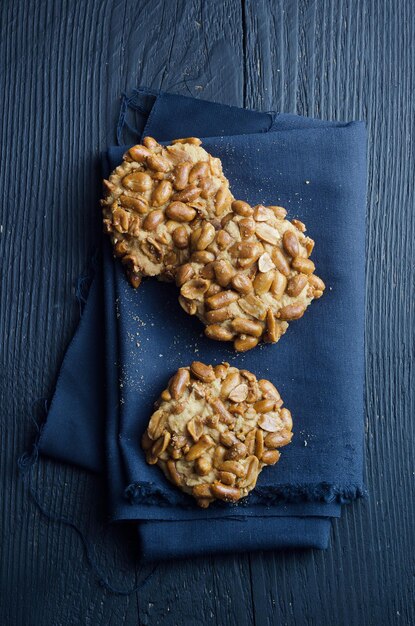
[0,1,413,625]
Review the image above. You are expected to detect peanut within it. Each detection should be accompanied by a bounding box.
[264,430,293,448]
[173,162,192,190]
[272,248,291,276]
[231,318,263,338]
[231,273,253,295]
[190,361,215,383]
[119,194,148,214]
[188,161,210,183]
[166,201,196,222]
[147,154,171,172]
[205,307,231,323]
[291,256,315,275]
[271,271,287,298]
[286,273,308,297]
[194,456,212,476]
[122,172,153,192]
[211,482,241,502]
[142,210,164,231]
[282,230,299,257]
[169,368,190,400]
[213,260,235,287]
[172,185,201,203]
[175,263,194,287]
[126,144,151,162]
[152,179,173,206]
[253,270,274,295]
[234,335,259,352]
[206,290,239,310]
[205,325,234,341]
[277,303,306,320]
[231,200,253,216]
[261,450,281,465]
[185,434,214,461]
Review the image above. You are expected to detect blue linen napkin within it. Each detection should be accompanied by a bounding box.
[39,90,367,559]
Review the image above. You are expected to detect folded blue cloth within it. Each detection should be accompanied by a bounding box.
[39,89,367,560]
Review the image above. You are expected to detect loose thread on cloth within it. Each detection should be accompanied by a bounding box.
[18,413,157,596]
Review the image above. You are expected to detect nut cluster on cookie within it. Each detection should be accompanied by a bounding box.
[102,137,325,351]
[142,362,293,508]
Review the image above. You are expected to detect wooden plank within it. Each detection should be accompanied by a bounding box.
[244,1,415,624]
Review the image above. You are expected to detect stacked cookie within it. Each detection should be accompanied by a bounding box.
[102,137,325,352]
[102,137,325,506]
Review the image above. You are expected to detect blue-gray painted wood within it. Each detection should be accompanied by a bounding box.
[0,1,413,624]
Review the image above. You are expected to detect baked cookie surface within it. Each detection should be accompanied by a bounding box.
[142,362,293,508]
[177,201,325,351]
[102,137,233,288]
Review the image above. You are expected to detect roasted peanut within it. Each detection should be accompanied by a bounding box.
[258,380,280,401]
[142,209,164,231]
[175,264,194,287]
[269,205,287,219]
[172,137,202,146]
[194,221,216,250]
[147,409,167,440]
[286,273,308,297]
[291,256,315,275]
[185,434,214,461]
[253,205,275,221]
[209,398,235,425]
[231,273,253,294]
[192,483,212,498]
[224,442,247,461]
[218,471,236,486]
[231,318,263,338]
[220,372,241,399]
[253,270,274,295]
[213,260,234,287]
[187,416,204,441]
[194,456,212,476]
[228,383,249,403]
[264,309,279,343]
[255,222,280,245]
[239,455,260,488]
[151,431,171,458]
[119,194,148,214]
[173,162,192,190]
[219,460,246,478]
[213,445,227,468]
[234,335,259,352]
[214,364,229,379]
[171,225,189,249]
[166,201,196,222]
[291,218,306,232]
[280,408,293,430]
[215,186,230,215]
[169,368,190,400]
[255,428,264,458]
[205,325,234,341]
[277,303,306,320]
[265,430,293,448]
[112,207,130,232]
[239,217,256,238]
[258,252,275,273]
[191,251,216,264]
[152,179,173,206]
[147,154,171,172]
[180,278,210,300]
[261,450,281,465]
[126,144,152,162]
[231,200,253,216]
[211,482,241,502]
[271,271,287,299]
[272,248,291,276]
[179,296,197,315]
[258,414,281,432]
[142,136,160,149]
[205,283,222,298]
[122,172,153,192]
[167,460,183,486]
[172,185,201,203]
[205,307,231,323]
[282,229,299,257]
[190,361,215,383]
[216,229,233,250]
[206,289,239,310]
[254,399,276,413]
[114,240,129,256]
[304,237,315,257]
[308,274,326,292]
[188,161,210,183]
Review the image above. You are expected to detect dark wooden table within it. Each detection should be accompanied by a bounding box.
[1,1,414,624]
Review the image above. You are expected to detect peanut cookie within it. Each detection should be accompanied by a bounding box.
[142,362,293,508]
[102,137,233,287]
[176,201,325,351]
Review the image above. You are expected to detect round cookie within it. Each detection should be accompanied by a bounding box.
[101,136,233,288]
[142,362,293,508]
[176,201,325,351]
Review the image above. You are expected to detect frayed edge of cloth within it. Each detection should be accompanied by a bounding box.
[124,482,367,508]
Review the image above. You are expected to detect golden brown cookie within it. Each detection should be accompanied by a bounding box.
[102,137,233,287]
[176,201,325,351]
[142,362,293,508]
